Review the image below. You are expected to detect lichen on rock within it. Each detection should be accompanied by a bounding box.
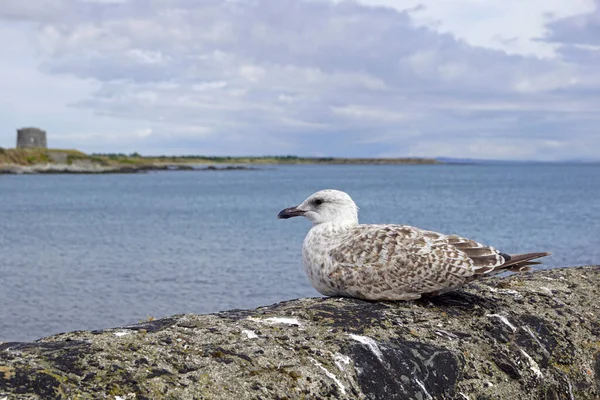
[1,266,599,399]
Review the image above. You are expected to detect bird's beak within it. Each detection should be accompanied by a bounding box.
[277,206,306,219]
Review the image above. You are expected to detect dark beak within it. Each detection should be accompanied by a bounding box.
[277,206,306,219]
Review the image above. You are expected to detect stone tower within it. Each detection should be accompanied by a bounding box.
[16,127,47,149]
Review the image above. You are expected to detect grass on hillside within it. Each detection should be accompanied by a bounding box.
[91,153,439,165]
[0,148,439,166]
[0,148,87,165]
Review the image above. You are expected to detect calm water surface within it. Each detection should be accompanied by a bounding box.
[1,164,599,341]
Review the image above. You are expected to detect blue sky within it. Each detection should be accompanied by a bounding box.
[1,0,599,160]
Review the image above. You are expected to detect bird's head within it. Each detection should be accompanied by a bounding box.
[277,189,359,226]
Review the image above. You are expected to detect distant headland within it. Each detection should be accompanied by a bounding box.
[0,126,438,173]
[2,127,598,173]
[0,126,436,173]
[0,148,440,174]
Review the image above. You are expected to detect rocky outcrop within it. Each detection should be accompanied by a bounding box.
[1,266,599,399]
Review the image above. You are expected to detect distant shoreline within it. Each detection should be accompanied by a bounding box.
[87,152,442,165]
[0,148,442,174]
[0,163,260,175]
[2,148,595,174]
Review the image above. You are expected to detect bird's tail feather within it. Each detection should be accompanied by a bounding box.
[503,252,550,266]
[496,252,551,273]
[473,252,550,277]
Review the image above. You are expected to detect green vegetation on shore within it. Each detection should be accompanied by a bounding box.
[89,152,440,165]
[0,148,440,166]
[0,148,89,165]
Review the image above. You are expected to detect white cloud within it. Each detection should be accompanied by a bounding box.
[405,136,600,161]
[0,0,69,21]
[352,0,596,57]
[0,0,598,160]
[332,105,406,122]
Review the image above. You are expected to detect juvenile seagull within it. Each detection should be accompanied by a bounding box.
[278,189,550,300]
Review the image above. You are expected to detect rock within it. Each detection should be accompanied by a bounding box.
[199,165,258,171]
[1,266,599,399]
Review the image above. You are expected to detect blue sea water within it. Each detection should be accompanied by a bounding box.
[1,164,599,341]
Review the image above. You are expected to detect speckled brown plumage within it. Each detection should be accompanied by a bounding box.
[279,189,550,300]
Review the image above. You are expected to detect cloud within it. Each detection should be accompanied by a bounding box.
[542,0,600,80]
[0,0,69,22]
[351,0,596,57]
[543,0,600,46]
[0,0,598,160]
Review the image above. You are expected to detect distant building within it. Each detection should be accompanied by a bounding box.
[17,127,47,149]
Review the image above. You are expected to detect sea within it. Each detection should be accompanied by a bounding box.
[1,164,599,341]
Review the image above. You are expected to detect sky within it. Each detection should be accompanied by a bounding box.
[0,0,599,160]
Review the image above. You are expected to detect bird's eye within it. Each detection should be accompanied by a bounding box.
[313,198,324,206]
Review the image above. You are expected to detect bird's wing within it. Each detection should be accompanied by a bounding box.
[328,224,507,295]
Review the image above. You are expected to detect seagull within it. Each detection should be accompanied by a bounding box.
[278,189,550,300]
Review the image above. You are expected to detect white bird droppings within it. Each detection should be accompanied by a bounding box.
[435,330,458,340]
[414,378,433,400]
[264,317,300,325]
[348,334,383,362]
[488,287,523,298]
[538,286,554,296]
[113,331,132,337]
[310,358,346,395]
[248,317,301,326]
[520,349,543,378]
[242,330,259,339]
[333,353,352,371]
[486,314,517,333]
[522,326,551,357]
[114,394,136,400]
